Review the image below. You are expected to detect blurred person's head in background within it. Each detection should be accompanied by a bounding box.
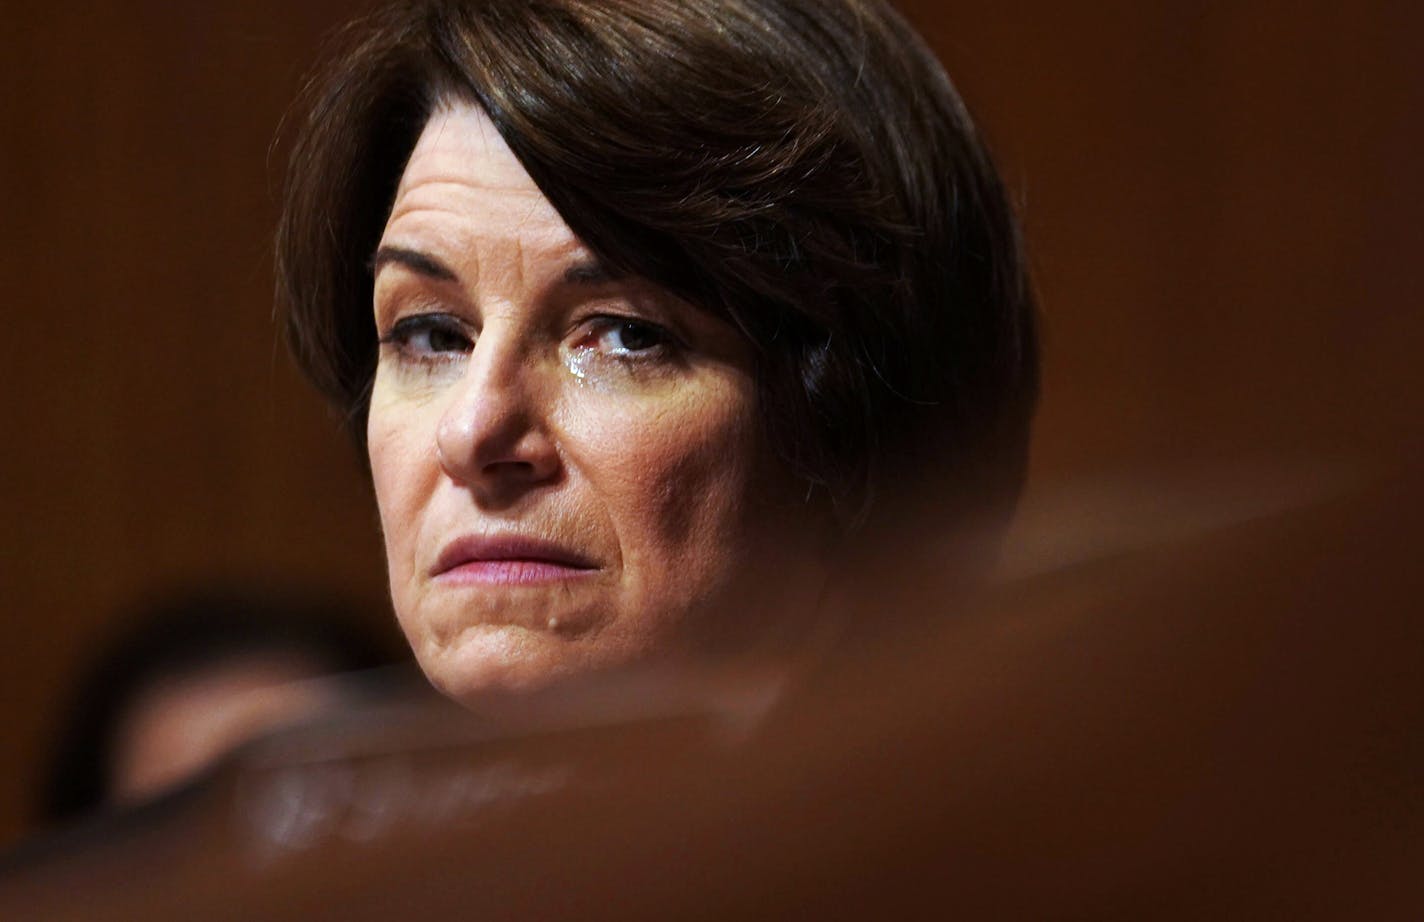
[38,586,402,827]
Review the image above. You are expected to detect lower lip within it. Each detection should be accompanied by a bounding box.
[435,560,597,586]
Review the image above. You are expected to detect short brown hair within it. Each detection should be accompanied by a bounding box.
[277,0,1038,524]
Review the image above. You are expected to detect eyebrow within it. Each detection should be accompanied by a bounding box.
[370,245,458,282]
[563,259,625,286]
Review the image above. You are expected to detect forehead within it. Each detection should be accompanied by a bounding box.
[384,100,584,268]
[396,101,540,199]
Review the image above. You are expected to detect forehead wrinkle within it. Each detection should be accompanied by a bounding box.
[398,175,546,195]
[387,178,548,222]
[512,191,555,231]
[509,235,527,295]
[402,104,531,192]
[388,102,605,308]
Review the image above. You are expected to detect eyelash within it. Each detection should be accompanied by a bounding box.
[379,313,473,362]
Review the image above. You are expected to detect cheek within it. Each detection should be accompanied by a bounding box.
[574,385,762,575]
[367,386,442,584]
[566,381,829,658]
[648,424,754,553]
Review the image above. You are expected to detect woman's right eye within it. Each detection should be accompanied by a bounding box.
[379,314,474,359]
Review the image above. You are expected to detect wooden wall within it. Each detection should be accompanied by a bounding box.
[0,0,394,845]
[1,1,1419,847]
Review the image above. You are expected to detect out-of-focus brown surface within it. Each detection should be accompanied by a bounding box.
[2,463,1419,918]
[1,0,1420,864]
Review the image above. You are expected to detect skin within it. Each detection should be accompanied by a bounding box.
[368,102,829,702]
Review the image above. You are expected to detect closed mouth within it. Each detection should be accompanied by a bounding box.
[432,535,599,585]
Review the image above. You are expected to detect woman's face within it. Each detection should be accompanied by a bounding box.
[368,102,827,701]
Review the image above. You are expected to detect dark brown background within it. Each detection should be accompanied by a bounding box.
[1,0,1419,849]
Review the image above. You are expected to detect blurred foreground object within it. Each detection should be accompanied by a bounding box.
[2,459,1421,919]
[36,586,404,827]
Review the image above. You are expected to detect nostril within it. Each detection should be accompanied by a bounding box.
[483,458,535,475]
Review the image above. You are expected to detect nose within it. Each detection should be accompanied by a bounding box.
[435,325,560,502]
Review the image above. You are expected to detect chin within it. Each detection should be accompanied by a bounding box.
[422,622,596,702]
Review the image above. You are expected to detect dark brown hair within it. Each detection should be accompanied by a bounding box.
[278,0,1037,524]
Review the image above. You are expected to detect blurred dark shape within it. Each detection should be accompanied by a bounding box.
[2,457,1421,918]
[36,585,406,828]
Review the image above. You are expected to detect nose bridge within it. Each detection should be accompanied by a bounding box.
[464,313,524,401]
[436,315,550,482]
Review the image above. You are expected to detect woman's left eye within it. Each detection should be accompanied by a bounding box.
[581,318,674,357]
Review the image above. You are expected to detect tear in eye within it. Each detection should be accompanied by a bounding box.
[601,320,667,353]
[576,316,678,359]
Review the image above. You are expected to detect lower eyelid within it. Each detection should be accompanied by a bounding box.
[382,352,467,388]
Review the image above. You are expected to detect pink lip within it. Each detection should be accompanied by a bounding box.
[432,535,599,586]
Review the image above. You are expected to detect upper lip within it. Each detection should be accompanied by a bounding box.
[431,534,599,577]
